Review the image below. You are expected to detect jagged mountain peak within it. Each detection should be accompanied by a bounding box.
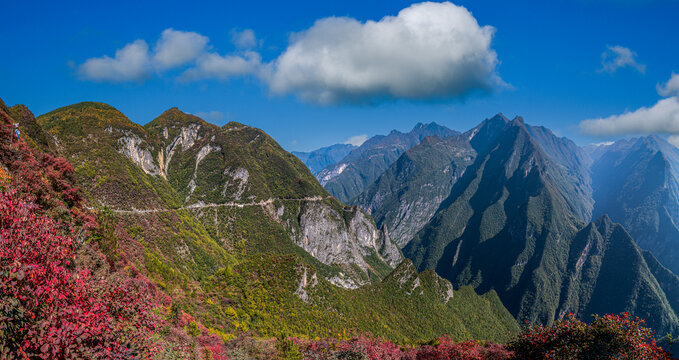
[510,115,525,126]
[317,121,458,203]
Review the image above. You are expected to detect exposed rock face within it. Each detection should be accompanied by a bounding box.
[294,267,319,303]
[159,123,202,178]
[356,135,476,247]
[222,167,249,200]
[294,201,401,281]
[118,132,159,175]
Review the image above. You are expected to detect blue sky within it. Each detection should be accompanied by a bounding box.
[1,0,678,151]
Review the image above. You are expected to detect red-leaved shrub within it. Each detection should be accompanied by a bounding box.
[0,190,161,358]
[509,313,672,360]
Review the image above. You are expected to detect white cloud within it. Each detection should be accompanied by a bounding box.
[78,40,152,82]
[179,51,263,81]
[580,97,679,135]
[668,135,679,148]
[344,134,369,146]
[153,29,209,70]
[77,2,505,105]
[232,29,257,49]
[658,72,679,97]
[194,110,225,123]
[78,29,210,82]
[580,73,679,137]
[599,45,645,74]
[266,1,503,104]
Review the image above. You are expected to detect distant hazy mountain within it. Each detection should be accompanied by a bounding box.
[357,115,596,247]
[317,122,458,203]
[591,135,679,277]
[293,143,357,174]
[355,134,477,247]
[398,116,679,336]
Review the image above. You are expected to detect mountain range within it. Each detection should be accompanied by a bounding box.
[4,98,520,345]
[330,114,679,337]
[316,122,458,203]
[6,96,679,350]
[292,143,356,174]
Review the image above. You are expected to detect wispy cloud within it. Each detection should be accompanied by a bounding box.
[232,29,257,49]
[78,39,153,82]
[598,45,645,74]
[153,29,209,70]
[179,51,263,82]
[194,110,225,123]
[657,72,679,97]
[344,134,369,146]
[580,73,679,136]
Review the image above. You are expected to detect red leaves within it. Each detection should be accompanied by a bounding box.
[0,122,94,231]
[300,335,513,360]
[509,313,673,360]
[0,190,161,359]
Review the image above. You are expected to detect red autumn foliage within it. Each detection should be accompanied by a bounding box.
[509,313,673,360]
[0,122,96,230]
[300,334,513,360]
[0,190,162,359]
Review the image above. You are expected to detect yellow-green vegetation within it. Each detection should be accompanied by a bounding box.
[31,101,520,347]
[37,102,182,210]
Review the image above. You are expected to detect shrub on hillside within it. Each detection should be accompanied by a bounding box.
[508,313,672,360]
[0,190,161,358]
[0,122,95,230]
[299,334,513,360]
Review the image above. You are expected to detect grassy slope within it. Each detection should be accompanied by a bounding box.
[30,101,518,344]
[37,102,181,209]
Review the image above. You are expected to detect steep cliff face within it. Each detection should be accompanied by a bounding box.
[356,134,476,247]
[38,103,400,286]
[291,201,400,284]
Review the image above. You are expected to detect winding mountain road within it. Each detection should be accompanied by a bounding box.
[88,196,331,214]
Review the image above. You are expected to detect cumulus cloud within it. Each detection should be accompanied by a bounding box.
[78,29,210,82]
[232,29,257,49]
[153,29,209,70]
[580,73,679,137]
[78,40,152,82]
[580,97,679,135]
[265,1,504,104]
[77,2,506,105]
[599,45,645,74]
[179,51,263,81]
[344,134,369,146]
[657,72,679,97]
